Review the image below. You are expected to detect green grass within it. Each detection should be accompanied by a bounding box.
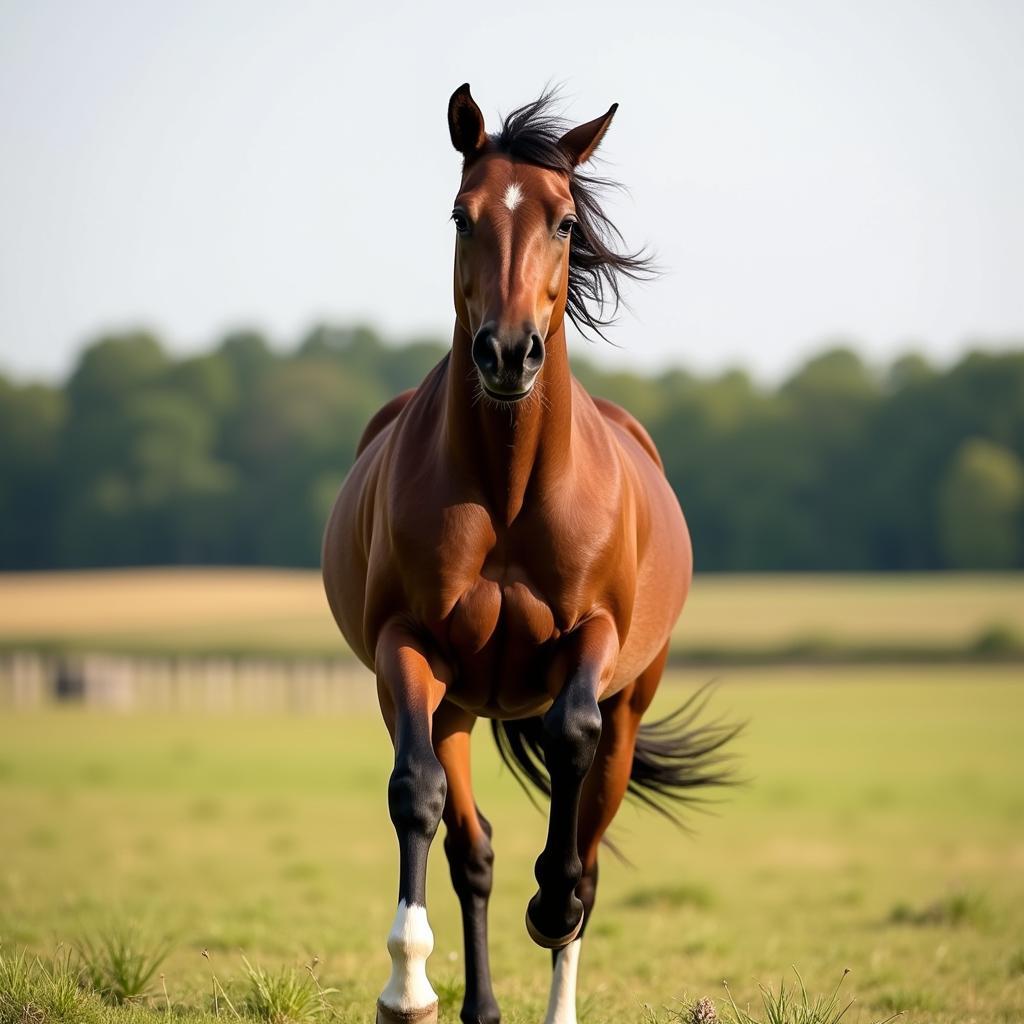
[1,666,1023,1022]
[0,569,1022,660]
[719,968,898,1024]
[640,970,902,1024]
[237,955,332,1022]
[0,946,105,1024]
[76,931,170,1005]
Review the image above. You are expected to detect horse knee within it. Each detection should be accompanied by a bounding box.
[389,751,447,839]
[543,690,601,774]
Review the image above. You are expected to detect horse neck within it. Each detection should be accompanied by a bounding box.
[445,321,574,525]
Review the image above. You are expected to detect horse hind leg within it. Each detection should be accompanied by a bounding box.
[435,703,501,1024]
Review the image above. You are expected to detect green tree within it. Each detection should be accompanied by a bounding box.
[0,377,64,567]
[3,326,1023,572]
[228,355,385,564]
[939,438,1024,568]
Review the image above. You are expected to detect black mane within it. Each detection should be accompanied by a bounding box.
[491,90,655,340]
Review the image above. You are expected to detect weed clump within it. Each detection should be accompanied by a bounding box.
[0,945,103,1024]
[240,955,335,1023]
[76,931,169,1005]
[720,968,901,1024]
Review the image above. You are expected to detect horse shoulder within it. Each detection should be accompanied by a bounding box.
[325,386,429,665]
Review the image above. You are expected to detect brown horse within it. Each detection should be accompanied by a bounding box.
[323,85,733,1024]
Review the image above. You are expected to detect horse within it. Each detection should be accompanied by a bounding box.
[322,84,734,1024]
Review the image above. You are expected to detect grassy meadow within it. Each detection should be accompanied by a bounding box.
[2,668,1024,1023]
[1,571,1023,1022]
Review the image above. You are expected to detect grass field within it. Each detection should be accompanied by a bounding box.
[2,667,1023,1023]
[0,569,1022,660]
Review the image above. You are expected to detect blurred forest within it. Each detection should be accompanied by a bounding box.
[2,325,1023,572]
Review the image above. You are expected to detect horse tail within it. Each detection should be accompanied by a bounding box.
[490,715,550,808]
[624,683,741,826]
[490,682,740,825]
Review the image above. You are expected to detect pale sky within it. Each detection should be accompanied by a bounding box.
[1,0,1022,384]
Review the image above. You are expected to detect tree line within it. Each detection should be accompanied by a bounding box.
[2,324,1022,572]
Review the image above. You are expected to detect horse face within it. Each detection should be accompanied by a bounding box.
[447,84,618,404]
[451,154,574,401]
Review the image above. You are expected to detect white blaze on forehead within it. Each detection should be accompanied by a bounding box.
[379,901,437,1014]
[503,181,524,212]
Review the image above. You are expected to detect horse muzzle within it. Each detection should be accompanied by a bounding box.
[471,324,544,402]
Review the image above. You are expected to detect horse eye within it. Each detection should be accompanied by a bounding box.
[557,218,575,238]
[451,211,470,234]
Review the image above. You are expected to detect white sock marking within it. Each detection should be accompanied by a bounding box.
[379,900,437,1013]
[544,937,582,1024]
[503,181,524,212]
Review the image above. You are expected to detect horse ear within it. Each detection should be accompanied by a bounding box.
[559,103,618,166]
[448,83,487,157]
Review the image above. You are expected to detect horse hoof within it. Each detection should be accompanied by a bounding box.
[376,999,438,1024]
[525,903,584,950]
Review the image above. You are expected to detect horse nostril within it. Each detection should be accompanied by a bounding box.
[525,333,544,371]
[472,328,501,375]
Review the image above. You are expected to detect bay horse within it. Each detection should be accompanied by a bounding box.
[323,85,733,1024]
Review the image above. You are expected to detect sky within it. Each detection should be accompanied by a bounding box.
[1,0,1022,384]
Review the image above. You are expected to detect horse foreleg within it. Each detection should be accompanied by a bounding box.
[376,626,448,1024]
[543,668,659,1023]
[526,617,617,950]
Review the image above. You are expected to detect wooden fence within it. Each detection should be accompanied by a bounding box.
[0,651,375,713]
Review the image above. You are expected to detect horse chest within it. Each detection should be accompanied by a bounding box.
[447,572,560,655]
